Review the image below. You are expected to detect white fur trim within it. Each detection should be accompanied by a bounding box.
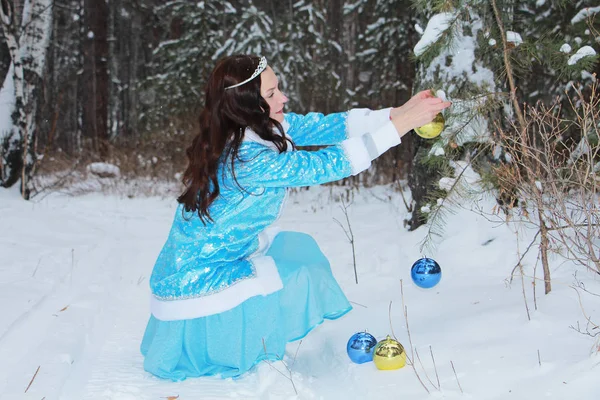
[346,108,392,137]
[341,136,372,175]
[281,119,290,134]
[243,128,279,150]
[256,226,281,254]
[244,127,293,151]
[150,255,283,321]
[368,121,401,158]
[341,121,401,174]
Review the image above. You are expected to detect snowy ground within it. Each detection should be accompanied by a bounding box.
[1,179,599,400]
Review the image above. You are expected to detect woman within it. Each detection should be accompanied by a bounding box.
[141,54,450,380]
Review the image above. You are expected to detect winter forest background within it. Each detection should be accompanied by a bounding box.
[0,0,599,235]
[1,1,600,398]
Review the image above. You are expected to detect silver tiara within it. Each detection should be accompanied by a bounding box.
[224,56,268,90]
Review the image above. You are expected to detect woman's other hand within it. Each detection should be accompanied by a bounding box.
[389,90,451,138]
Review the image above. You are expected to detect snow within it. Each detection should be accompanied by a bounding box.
[438,177,456,191]
[414,23,424,35]
[568,46,597,66]
[1,181,598,399]
[434,90,447,102]
[432,145,445,156]
[414,13,456,57]
[582,70,597,81]
[572,6,600,25]
[86,162,121,178]
[419,16,495,146]
[506,31,523,47]
[560,43,572,53]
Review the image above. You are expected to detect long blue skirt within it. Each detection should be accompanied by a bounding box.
[140,231,352,380]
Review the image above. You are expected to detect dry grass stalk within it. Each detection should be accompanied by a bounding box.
[24,365,40,393]
[510,228,532,320]
[398,280,431,394]
[32,257,42,278]
[261,338,300,395]
[333,198,358,284]
[569,280,600,354]
[430,345,441,389]
[450,360,464,394]
[389,284,460,393]
[415,348,440,390]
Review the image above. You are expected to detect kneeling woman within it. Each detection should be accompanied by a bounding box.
[141,54,450,380]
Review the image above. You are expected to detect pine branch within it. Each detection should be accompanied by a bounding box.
[419,146,487,254]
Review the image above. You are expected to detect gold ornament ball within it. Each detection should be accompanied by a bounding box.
[373,335,407,370]
[415,112,445,139]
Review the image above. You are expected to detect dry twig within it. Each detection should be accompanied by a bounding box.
[24,366,40,393]
[494,80,600,299]
[451,360,464,394]
[333,199,358,284]
[430,345,440,389]
[261,338,299,395]
[399,279,431,394]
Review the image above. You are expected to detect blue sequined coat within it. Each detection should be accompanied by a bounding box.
[150,108,400,321]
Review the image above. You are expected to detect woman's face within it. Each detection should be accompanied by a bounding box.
[260,66,288,123]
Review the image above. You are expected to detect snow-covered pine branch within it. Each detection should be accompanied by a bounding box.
[407,0,500,231]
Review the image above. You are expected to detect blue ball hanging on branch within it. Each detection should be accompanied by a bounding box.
[346,331,378,364]
[410,258,442,288]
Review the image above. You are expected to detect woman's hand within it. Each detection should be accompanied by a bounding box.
[389,90,451,138]
[389,90,435,120]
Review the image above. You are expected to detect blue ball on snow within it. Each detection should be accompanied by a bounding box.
[410,258,442,289]
[346,331,378,364]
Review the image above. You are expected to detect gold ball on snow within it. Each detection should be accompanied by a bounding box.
[373,335,407,370]
[415,112,445,139]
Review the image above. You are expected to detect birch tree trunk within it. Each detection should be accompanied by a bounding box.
[0,62,16,186]
[0,0,54,198]
[0,1,23,189]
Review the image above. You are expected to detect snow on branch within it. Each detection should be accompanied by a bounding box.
[414,12,456,57]
[571,6,600,24]
[568,46,597,66]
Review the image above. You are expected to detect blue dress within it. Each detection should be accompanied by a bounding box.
[141,109,400,380]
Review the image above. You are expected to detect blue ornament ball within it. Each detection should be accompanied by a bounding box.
[346,332,378,364]
[410,258,442,289]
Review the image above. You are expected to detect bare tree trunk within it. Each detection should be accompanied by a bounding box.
[109,0,120,140]
[343,12,356,101]
[0,65,21,188]
[82,0,109,157]
[0,1,23,188]
[0,0,54,198]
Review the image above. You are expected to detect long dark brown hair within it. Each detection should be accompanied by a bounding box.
[177,55,291,223]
